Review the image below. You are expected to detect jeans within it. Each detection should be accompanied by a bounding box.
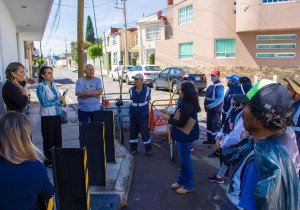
[176,141,195,190]
[78,109,94,124]
[217,162,228,177]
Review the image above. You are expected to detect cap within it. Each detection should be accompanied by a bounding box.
[234,79,294,118]
[211,69,220,76]
[187,75,196,82]
[226,74,240,84]
[283,76,300,95]
[232,83,253,102]
[132,73,144,80]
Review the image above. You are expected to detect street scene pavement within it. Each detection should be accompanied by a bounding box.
[29,68,225,210]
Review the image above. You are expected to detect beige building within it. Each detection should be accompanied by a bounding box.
[102,27,138,71]
[136,14,167,65]
[156,0,300,68]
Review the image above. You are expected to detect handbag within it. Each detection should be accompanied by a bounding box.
[173,110,196,135]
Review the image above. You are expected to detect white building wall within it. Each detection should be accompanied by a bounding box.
[137,20,165,65]
[111,35,122,70]
[0,0,18,81]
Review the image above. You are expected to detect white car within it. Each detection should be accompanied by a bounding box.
[111,65,134,81]
[125,65,162,85]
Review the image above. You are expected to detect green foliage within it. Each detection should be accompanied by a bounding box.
[36,58,45,67]
[149,54,155,65]
[131,57,137,66]
[88,44,103,60]
[85,16,96,44]
[70,41,93,63]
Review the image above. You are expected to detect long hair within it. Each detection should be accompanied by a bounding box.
[38,66,53,82]
[181,82,201,112]
[5,62,24,80]
[0,112,40,164]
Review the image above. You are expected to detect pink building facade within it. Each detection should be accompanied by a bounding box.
[156,0,300,68]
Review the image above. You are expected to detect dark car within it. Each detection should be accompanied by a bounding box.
[152,67,207,93]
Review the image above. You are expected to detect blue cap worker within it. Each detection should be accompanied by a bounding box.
[222,74,240,124]
[203,69,225,144]
[129,73,152,156]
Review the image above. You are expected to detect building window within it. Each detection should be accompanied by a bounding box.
[179,42,193,59]
[146,25,160,40]
[256,52,296,58]
[215,39,236,58]
[112,36,117,45]
[113,52,118,64]
[262,0,294,3]
[257,34,297,40]
[179,5,193,24]
[135,34,138,45]
[106,37,110,46]
[257,43,296,49]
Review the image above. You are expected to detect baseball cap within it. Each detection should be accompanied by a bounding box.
[233,79,294,117]
[187,75,196,82]
[232,83,252,96]
[283,76,300,95]
[132,73,144,80]
[211,69,220,76]
[226,74,240,84]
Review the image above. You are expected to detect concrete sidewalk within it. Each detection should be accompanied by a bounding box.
[30,102,134,207]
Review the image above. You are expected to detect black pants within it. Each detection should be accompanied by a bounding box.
[206,110,222,142]
[41,115,62,161]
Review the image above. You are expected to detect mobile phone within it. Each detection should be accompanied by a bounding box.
[63,89,68,96]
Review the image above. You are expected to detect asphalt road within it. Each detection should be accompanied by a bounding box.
[31,68,226,210]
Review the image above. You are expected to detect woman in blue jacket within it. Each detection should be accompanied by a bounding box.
[162,82,200,194]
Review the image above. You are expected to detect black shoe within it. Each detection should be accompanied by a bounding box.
[130,149,138,155]
[146,150,152,157]
[203,140,211,144]
[43,159,52,168]
[208,152,218,158]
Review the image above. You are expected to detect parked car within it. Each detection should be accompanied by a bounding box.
[152,67,207,93]
[111,65,134,81]
[125,65,162,85]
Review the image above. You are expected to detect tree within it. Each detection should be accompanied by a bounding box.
[70,41,93,63]
[88,44,102,65]
[85,16,96,44]
[149,54,155,64]
[36,58,45,67]
[131,57,137,66]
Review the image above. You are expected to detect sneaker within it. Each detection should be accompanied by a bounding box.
[176,187,193,194]
[208,174,224,184]
[130,149,138,155]
[171,183,182,189]
[145,150,152,157]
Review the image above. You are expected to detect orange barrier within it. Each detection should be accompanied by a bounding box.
[149,99,177,144]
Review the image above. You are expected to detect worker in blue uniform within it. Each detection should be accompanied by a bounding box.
[203,69,224,144]
[129,73,152,156]
[284,76,300,151]
[222,74,240,124]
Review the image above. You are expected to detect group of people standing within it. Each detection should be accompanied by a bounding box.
[1,61,300,209]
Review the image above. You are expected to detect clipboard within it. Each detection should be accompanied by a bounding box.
[173,110,196,135]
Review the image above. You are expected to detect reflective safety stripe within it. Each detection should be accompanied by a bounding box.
[207,130,219,136]
[130,139,138,143]
[129,88,133,99]
[292,127,300,132]
[131,101,148,106]
[293,106,300,126]
[143,139,151,144]
[145,86,150,101]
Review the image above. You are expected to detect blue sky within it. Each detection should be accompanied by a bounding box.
[40,0,166,55]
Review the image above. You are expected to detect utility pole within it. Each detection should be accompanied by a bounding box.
[77,0,84,78]
[65,37,68,69]
[103,32,108,70]
[122,0,129,66]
